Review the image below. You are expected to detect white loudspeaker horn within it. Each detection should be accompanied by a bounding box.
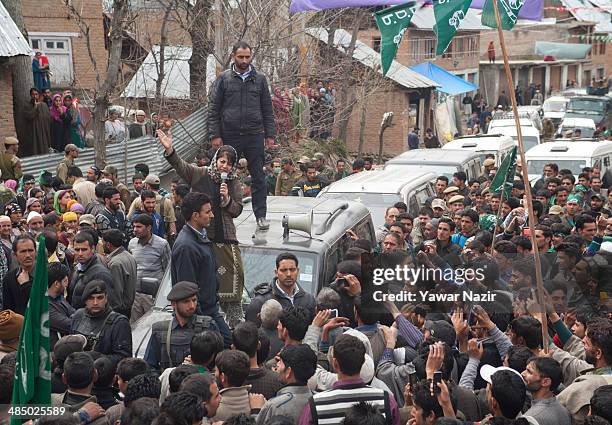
[282,211,313,239]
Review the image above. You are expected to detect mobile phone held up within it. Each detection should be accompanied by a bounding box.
[329,309,338,319]
[433,371,443,395]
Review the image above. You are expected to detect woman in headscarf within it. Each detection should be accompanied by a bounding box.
[272,88,290,145]
[158,130,245,327]
[62,94,84,148]
[53,190,73,215]
[26,198,42,214]
[49,94,69,152]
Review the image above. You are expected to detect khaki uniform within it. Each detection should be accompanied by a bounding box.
[275,169,303,196]
[0,152,22,181]
[56,157,74,183]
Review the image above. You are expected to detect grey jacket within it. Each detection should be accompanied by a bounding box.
[208,66,276,139]
[256,384,312,425]
[69,255,114,310]
[106,247,137,318]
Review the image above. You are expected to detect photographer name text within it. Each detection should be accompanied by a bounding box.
[372,290,497,303]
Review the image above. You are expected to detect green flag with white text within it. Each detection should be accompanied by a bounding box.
[490,146,517,198]
[10,237,50,425]
[374,2,415,76]
[482,0,525,30]
[434,0,473,56]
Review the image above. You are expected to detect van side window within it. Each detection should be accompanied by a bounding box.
[603,157,610,168]
[352,217,376,243]
[408,193,420,216]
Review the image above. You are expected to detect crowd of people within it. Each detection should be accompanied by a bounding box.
[0,40,609,425]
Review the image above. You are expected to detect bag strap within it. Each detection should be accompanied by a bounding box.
[165,319,173,363]
[91,311,118,351]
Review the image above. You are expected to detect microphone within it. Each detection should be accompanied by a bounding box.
[221,172,228,183]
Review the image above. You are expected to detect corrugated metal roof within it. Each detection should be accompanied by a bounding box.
[306,28,438,89]
[560,0,612,33]
[0,1,33,57]
[20,106,208,185]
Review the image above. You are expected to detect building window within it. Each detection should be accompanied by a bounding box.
[600,42,606,55]
[373,36,381,53]
[28,35,73,86]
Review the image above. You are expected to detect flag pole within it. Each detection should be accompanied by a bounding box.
[491,0,549,352]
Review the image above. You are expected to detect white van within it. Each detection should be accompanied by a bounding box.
[556,118,597,139]
[317,169,436,225]
[442,135,516,167]
[526,140,612,183]
[383,149,482,181]
[543,96,569,127]
[490,125,541,152]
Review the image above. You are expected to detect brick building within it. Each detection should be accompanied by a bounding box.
[306,28,437,156]
[21,0,107,91]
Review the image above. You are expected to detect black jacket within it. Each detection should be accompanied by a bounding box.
[1,268,32,315]
[70,306,132,368]
[208,66,276,139]
[245,279,316,325]
[68,255,114,310]
[171,225,219,316]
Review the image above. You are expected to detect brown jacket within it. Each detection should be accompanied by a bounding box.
[165,149,242,242]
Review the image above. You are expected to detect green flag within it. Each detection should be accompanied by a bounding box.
[490,146,517,198]
[482,0,525,30]
[434,0,473,56]
[374,2,415,76]
[10,237,50,425]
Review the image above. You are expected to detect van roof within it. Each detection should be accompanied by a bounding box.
[492,126,539,137]
[386,149,478,165]
[544,96,569,103]
[525,141,612,158]
[322,169,436,194]
[560,118,596,129]
[489,118,536,128]
[236,196,371,249]
[442,135,515,151]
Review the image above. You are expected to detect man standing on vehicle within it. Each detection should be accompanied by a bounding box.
[208,41,275,231]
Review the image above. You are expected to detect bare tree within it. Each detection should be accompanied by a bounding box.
[64,0,128,167]
[3,0,35,151]
[187,0,214,101]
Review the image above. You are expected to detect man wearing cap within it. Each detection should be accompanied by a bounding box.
[431,199,447,219]
[144,281,219,373]
[128,110,152,139]
[563,194,582,228]
[70,280,132,367]
[256,344,317,425]
[483,158,496,175]
[0,137,22,181]
[100,165,130,208]
[26,211,44,239]
[312,153,334,181]
[105,108,126,143]
[208,41,275,231]
[590,193,605,213]
[56,144,79,183]
[128,174,176,238]
[0,309,24,360]
[448,195,466,213]
[275,158,302,196]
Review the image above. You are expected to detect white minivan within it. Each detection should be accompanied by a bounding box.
[317,169,436,225]
[490,125,541,152]
[526,140,612,183]
[442,134,516,167]
[543,96,569,127]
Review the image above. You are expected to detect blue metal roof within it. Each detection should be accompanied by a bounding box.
[409,62,478,96]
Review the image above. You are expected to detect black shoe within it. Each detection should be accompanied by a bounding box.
[256,217,270,231]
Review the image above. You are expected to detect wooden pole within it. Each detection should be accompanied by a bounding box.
[491,0,549,352]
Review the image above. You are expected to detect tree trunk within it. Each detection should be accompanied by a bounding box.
[357,98,367,156]
[94,0,127,168]
[3,0,35,151]
[189,0,214,102]
[155,1,174,102]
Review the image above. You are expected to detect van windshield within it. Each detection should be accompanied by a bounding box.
[384,163,458,179]
[527,159,587,176]
[320,192,401,225]
[543,101,567,112]
[567,99,606,114]
[241,247,318,296]
[509,136,538,151]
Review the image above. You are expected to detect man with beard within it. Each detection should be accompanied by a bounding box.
[130,190,164,238]
[70,280,132,368]
[68,231,114,310]
[208,41,275,231]
[129,173,144,205]
[144,281,219,374]
[101,165,131,209]
[86,166,101,184]
[25,212,44,239]
[71,166,96,207]
[522,358,571,425]
[590,194,605,213]
[94,187,127,236]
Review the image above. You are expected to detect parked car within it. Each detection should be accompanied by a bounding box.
[317,169,436,225]
[556,118,597,139]
[383,149,482,181]
[543,96,569,128]
[565,96,612,130]
[131,196,375,357]
[442,134,516,167]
